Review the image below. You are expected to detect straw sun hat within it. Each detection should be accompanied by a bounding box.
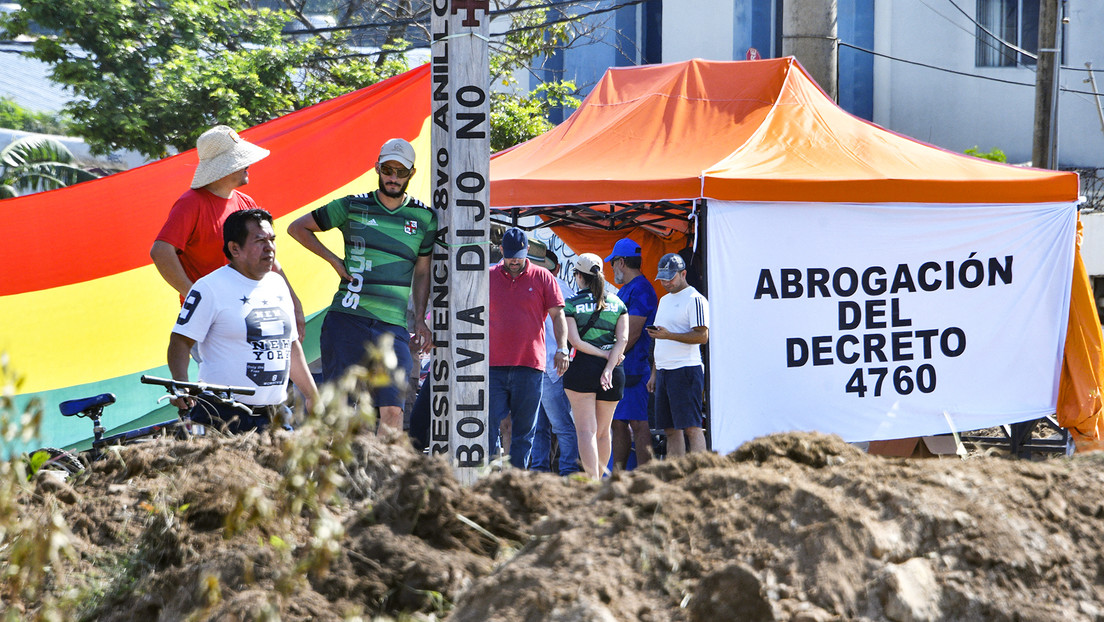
[190,125,270,189]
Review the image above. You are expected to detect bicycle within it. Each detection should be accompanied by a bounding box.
[34,375,256,477]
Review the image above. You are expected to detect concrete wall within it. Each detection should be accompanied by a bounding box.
[876,0,1104,168]
[1080,211,1104,275]
[661,3,737,62]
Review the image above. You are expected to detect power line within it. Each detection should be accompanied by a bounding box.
[301,0,648,62]
[282,0,631,37]
[927,0,1095,75]
[839,42,1104,97]
[942,0,1038,62]
[915,0,1021,66]
[840,42,1033,87]
[1,1,642,63]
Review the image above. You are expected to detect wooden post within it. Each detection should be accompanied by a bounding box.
[430,0,491,484]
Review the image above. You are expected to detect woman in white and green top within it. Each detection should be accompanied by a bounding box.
[562,252,629,480]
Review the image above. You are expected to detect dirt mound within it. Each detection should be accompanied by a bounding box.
[7,429,1104,621]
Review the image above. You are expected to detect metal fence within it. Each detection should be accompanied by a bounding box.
[1067,167,1104,211]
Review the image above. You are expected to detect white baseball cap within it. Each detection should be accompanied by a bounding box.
[575,253,603,276]
[378,138,415,169]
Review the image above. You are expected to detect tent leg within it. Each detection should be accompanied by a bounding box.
[1009,420,1037,459]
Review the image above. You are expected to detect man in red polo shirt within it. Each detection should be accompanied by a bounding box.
[488,227,570,469]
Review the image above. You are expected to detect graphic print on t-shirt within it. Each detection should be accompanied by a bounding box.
[246,306,292,386]
[177,291,202,325]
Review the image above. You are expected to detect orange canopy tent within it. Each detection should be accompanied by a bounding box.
[489,57,1104,449]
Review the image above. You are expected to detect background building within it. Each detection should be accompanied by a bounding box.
[528,0,1104,315]
[532,0,1104,172]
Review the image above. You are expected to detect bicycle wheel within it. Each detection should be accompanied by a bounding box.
[32,447,85,477]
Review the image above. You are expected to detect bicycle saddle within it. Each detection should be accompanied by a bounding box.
[59,393,117,417]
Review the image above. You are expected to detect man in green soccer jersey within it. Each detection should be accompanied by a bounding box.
[288,138,437,435]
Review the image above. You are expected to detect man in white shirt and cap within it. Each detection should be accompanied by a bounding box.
[647,252,710,457]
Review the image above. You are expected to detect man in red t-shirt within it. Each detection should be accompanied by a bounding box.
[151,125,303,335]
[488,227,570,469]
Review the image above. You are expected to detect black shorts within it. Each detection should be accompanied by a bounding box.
[562,351,625,402]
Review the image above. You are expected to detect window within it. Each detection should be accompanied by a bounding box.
[975,0,1039,67]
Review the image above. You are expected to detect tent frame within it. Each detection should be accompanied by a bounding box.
[488,58,1100,453]
[489,200,698,233]
[959,417,1074,458]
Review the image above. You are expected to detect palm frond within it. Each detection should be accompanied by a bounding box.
[1,135,77,168]
[0,136,98,195]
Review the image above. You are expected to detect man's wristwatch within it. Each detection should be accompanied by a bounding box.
[556,347,570,356]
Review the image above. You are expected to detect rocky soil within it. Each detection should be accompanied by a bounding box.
[6,428,1104,621]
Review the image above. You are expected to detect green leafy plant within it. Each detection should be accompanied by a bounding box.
[491,81,580,152]
[0,355,76,619]
[24,449,75,479]
[2,0,589,158]
[965,146,1008,163]
[2,0,331,158]
[0,97,69,135]
[1,135,99,198]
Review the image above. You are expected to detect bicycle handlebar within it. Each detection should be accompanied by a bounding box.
[140,375,256,397]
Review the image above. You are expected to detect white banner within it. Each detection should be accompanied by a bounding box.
[708,201,1078,453]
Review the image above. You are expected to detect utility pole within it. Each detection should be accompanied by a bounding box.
[782,0,838,100]
[1085,62,1104,137]
[1032,0,1060,169]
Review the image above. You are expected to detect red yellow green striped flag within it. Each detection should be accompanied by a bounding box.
[0,64,431,451]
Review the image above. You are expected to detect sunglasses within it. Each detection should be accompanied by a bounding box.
[379,164,413,178]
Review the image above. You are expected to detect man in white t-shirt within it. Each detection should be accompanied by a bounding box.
[646,252,709,457]
[168,209,318,432]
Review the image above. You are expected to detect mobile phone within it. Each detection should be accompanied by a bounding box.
[645,325,658,330]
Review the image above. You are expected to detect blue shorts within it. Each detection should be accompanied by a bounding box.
[654,366,704,430]
[613,376,649,421]
[319,310,413,408]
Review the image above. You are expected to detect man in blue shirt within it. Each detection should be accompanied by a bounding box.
[606,237,658,469]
